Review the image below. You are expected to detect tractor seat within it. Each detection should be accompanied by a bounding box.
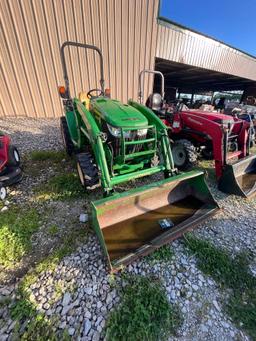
[78,92,90,110]
[155,109,166,119]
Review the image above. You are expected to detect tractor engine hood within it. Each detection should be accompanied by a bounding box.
[90,98,148,128]
[183,110,235,125]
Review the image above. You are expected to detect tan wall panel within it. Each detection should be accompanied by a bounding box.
[156,20,256,81]
[1,0,159,117]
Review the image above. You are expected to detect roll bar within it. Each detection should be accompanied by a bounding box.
[60,41,105,98]
[138,70,165,104]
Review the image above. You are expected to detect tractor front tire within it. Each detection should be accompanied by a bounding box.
[60,116,74,156]
[7,145,20,167]
[76,152,99,190]
[0,183,7,201]
[172,139,197,171]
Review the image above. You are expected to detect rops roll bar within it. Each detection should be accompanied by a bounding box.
[60,41,105,98]
[138,70,165,104]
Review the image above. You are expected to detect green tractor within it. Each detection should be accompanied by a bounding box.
[59,41,218,270]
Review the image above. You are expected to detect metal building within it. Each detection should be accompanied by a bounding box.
[1,0,256,118]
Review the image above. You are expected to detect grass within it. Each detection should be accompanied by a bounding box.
[0,207,39,267]
[146,245,174,263]
[35,173,86,201]
[29,150,66,162]
[184,234,256,340]
[19,314,62,341]
[105,275,182,341]
[9,231,82,339]
[48,225,59,236]
[197,159,216,183]
[11,223,86,318]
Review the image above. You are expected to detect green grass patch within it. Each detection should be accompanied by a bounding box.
[184,234,256,340]
[106,275,182,341]
[29,150,66,162]
[35,173,85,201]
[146,245,174,263]
[197,159,216,183]
[19,314,64,341]
[0,207,39,267]
[10,230,82,339]
[48,225,59,236]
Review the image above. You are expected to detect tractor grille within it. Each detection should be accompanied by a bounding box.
[113,130,147,157]
[111,125,157,163]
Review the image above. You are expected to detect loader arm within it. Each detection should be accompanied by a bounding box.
[75,98,111,190]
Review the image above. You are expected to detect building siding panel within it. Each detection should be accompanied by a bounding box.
[1,1,256,118]
[156,19,256,81]
[1,0,158,117]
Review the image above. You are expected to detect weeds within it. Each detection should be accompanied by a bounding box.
[106,275,182,341]
[197,159,215,183]
[10,234,80,339]
[29,150,66,162]
[48,225,59,236]
[184,234,256,340]
[0,207,39,267]
[35,173,85,201]
[146,244,174,263]
[19,314,61,341]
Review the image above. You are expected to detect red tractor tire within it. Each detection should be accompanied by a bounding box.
[172,139,197,171]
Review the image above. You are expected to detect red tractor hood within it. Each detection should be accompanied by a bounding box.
[182,109,235,124]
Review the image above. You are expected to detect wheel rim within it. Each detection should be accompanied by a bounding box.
[172,145,186,167]
[14,150,20,162]
[0,187,7,200]
[77,163,85,186]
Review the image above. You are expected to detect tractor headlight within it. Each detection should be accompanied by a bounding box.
[137,128,148,136]
[107,124,121,137]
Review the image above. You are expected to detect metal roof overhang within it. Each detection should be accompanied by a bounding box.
[155,58,256,93]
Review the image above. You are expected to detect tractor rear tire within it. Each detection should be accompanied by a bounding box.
[7,145,20,167]
[172,139,197,171]
[60,116,74,156]
[76,152,100,190]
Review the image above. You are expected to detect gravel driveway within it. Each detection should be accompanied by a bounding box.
[0,117,255,341]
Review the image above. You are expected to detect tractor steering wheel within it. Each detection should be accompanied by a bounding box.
[87,89,104,99]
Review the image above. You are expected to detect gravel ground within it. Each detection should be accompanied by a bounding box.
[0,117,255,340]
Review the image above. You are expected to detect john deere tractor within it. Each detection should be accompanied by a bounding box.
[59,41,218,270]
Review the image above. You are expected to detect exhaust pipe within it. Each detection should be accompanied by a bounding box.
[91,171,219,270]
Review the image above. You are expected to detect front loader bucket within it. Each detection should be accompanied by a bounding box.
[91,171,219,270]
[218,154,256,198]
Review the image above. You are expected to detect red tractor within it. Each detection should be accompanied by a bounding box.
[0,133,22,200]
[139,70,256,197]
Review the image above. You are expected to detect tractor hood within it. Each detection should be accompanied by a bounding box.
[91,98,148,128]
[183,109,235,125]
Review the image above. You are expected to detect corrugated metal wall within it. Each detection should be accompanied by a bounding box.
[156,20,256,81]
[2,1,256,118]
[0,0,159,118]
